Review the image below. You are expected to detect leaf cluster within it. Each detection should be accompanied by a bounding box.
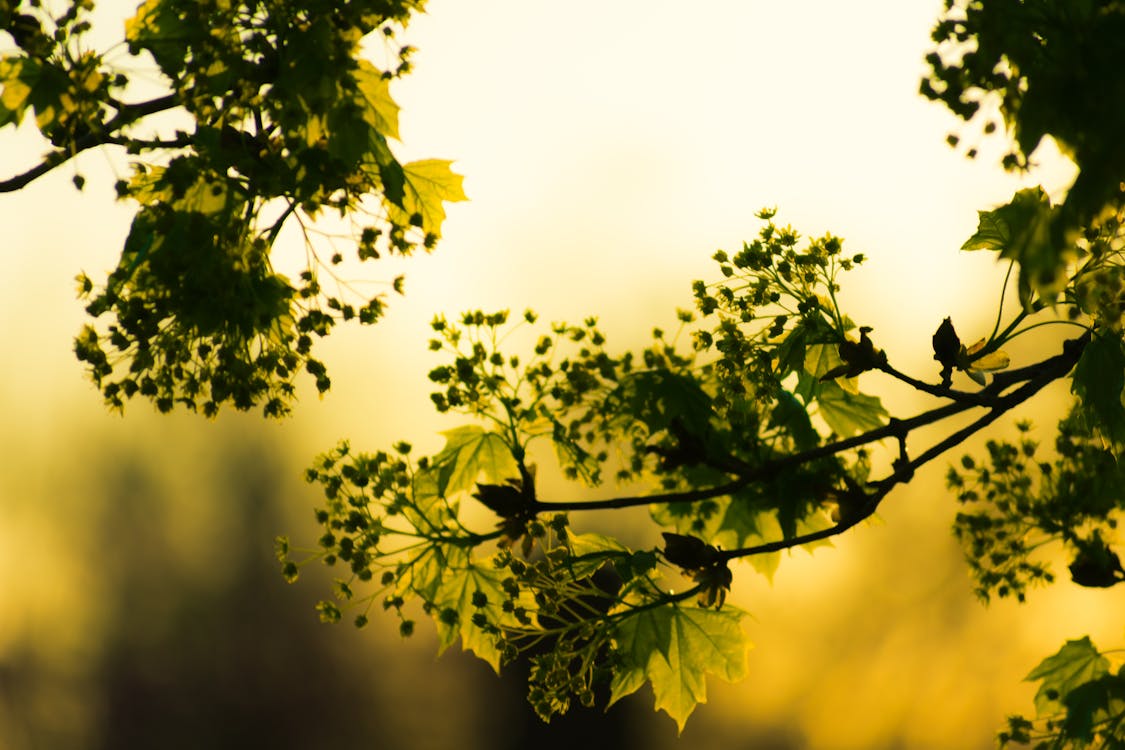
[1000,638,1125,749]
[948,409,1125,603]
[280,211,913,728]
[922,0,1125,234]
[2,0,466,416]
[281,198,1125,729]
[8,0,1125,740]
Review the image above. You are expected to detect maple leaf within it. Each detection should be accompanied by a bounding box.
[608,603,751,733]
[393,159,468,239]
[1026,637,1110,716]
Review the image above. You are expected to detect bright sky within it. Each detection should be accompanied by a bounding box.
[0,2,1116,749]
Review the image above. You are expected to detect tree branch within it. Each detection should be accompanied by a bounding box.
[0,94,180,193]
[719,332,1089,562]
[538,332,1089,576]
[877,361,993,405]
[531,478,747,513]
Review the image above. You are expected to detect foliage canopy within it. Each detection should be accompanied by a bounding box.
[4,0,1125,743]
[2,0,464,416]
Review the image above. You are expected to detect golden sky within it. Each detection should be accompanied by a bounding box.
[0,2,1118,749]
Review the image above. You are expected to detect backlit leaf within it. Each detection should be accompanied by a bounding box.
[398,541,469,602]
[419,425,519,500]
[968,350,1011,373]
[608,603,751,732]
[396,159,468,238]
[962,187,1067,307]
[803,342,842,379]
[354,60,400,141]
[1026,636,1110,716]
[567,531,631,579]
[433,558,515,671]
[814,381,888,437]
[0,56,38,127]
[125,0,192,77]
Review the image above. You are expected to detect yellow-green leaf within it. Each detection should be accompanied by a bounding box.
[397,159,468,238]
[803,342,841,379]
[433,559,514,671]
[815,381,888,437]
[418,425,518,500]
[962,187,1068,307]
[0,57,38,127]
[567,531,631,578]
[354,60,400,141]
[608,603,751,733]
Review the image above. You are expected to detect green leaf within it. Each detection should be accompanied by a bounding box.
[369,132,406,207]
[773,321,810,378]
[398,541,469,602]
[432,556,517,671]
[125,0,193,78]
[1061,675,1125,744]
[354,60,400,141]
[961,209,1011,252]
[1072,333,1125,450]
[608,603,751,733]
[962,187,1066,307]
[0,56,69,132]
[0,56,38,127]
[803,342,842,379]
[1026,636,1110,716]
[418,426,519,500]
[567,531,631,579]
[814,381,888,437]
[711,493,767,549]
[740,510,837,582]
[617,369,714,437]
[396,159,467,238]
[768,389,820,450]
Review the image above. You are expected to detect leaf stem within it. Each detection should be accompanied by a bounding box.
[989,260,1016,343]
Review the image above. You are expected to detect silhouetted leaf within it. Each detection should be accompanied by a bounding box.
[1072,333,1125,450]
[769,389,820,450]
[1026,637,1110,716]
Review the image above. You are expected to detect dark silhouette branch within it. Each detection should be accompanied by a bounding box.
[877,361,993,405]
[534,333,1090,554]
[719,331,1089,562]
[0,94,180,193]
[530,478,748,513]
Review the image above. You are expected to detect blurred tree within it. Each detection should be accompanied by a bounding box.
[2,0,1124,745]
[0,0,464,417]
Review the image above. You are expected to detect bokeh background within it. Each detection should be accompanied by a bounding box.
[2,1,1122,748]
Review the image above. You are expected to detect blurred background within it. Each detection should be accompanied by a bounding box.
[2,1,1122,748]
